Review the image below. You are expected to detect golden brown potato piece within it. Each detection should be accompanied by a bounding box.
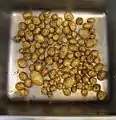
[94,57,101,64]
[97,91,105,100]
[76,17,83,25]
[97,70,107,81]
[43,80,49,87]
[91,50,99,57]
[64,12,74,21]
[22,41,30,49]
[37,47,45,54]
[87,55,94,63]
[90,34,96,39]
[23,53,31,60]
[88,70,97,77]
[63,59,71,67]
[43,10,51,18]
[41,28,49,37]
[32,16,40,25]
[62,20,68,26]
[33,27,41,35]
[57,17,63,26]
[25,18,32,25]
[23,12,32,19]
[17,58,27,68]
[70,68,78,75]
[67,53,74,59]
[41,87,48,95]
[85,49,91,56]
[39,13,45,20]
[76,74,82,82]
[75,52,81,59]
[77,82,83,89]
[85,84,92,91]
[83,23,93,29]
[31,53,38,63]
[59,45,68,58]
[41,67,48,76]
[71,59,80,67]
[29,45,36,53]
[57,83,63,90]
[49,69,57,79]
[89,28,95,34]
[69,44,78,52]
[18,30,25,37]
[51,14,58,20]
[45,56,53,65]
[62,66,71,73]
[35,34,44,43]
[25,31,33,42]
[71,86,77,93]
[15,82,25,90]
[35,62,43,71]
[30,71,43,86]
[63,26,70,34]
[14,35,21,42]
[47,91,53,98]
[50,85,57,92]
[90,78,97,85]
[63,76,76,88]
[69,39,77,44]
[78,28,90,39]
[93,84,101,92]
[53,34,59,41]
[63,88,71,96]
[50,20,57,28]
[18,22,27,30]
[79,46,86,52]
[78,39,85,46]
[62,73,70,79]
[72,32,77,38]
[19,72,28,81]
[85,39,95,48]
[69,21,76,31]
[19,89,29,96]
[81,89,88,97]
[94,63,104,72]
[82,75,89,83]
[48,47,56,56]
[28,23,35,31]
[87,18,96,23]
[35,42,41,49]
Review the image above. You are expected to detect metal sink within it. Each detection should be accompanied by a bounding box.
[0,0,116,116]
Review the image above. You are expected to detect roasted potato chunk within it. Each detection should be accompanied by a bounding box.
[93,84,101,92]
[63,88,71,96]
[97,91,105,100]
[19,72,28,81]
[64,12,74,21]
[30,71,43,86]
[97,70,107,81]
[17,58,27,68]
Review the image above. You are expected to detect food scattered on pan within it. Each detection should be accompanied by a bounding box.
[13,11,107,100]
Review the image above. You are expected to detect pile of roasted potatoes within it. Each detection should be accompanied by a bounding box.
[14,11,107,100]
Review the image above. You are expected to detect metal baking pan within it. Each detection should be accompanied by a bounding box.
[7,11,108,101]
[0,0,116,116]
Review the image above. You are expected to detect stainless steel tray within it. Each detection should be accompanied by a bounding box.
[7,11,108,101]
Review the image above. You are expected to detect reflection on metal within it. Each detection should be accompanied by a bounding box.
[0,116,116,120]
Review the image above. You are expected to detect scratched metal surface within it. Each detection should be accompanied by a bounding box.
[7,11,108,101]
